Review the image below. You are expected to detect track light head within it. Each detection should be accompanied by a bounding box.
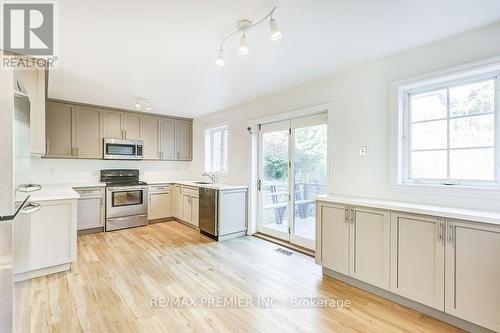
[239,34,249,55]
[216,48,225,66]
[269,18,282,41]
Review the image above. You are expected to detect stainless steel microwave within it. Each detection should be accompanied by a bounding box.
[103,138,143,160]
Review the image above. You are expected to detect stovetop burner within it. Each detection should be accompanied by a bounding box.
[100,169,147,187]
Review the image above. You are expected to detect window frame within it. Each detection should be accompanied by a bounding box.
[391,59,500,193]
[204,124,228,174]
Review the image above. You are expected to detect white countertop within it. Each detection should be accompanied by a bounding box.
[22,180,247,202]
[174,181,248,191]
[316,194,500,226]
[146,180,247,190]
[17,184,80,202]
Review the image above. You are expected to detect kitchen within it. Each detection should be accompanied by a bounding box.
[2,1,500,332]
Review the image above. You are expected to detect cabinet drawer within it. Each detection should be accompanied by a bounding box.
[149,184,171,193]
[74,187,104,198]
[182,187,199,198]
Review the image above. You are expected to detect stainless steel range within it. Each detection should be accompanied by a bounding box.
[100,169,148,231]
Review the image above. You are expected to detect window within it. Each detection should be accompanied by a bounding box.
[398,69,500,187]
[205,125,228,173]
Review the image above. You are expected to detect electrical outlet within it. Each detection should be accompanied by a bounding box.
[359,145,367,157]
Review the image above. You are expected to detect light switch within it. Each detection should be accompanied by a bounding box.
[359,145,367,157]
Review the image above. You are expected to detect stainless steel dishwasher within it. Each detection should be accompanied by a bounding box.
[199,188,218,239]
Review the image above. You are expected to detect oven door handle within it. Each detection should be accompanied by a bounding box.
[107,186,147,192]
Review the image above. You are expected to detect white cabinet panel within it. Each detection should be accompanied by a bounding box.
[350,206,390,290]
[77,198,103,230]
[14,199,77,279]
[317,202,349,275]
[149,192,172,220]
[445,221,500,332]
[390,213,444,310]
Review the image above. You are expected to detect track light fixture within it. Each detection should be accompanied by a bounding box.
[134,97,152,111]
[216,6,282,66]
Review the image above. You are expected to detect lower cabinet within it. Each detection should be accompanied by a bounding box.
[74,187,105,231]
[149,192,172,220]
[180,187,199,227]
[445,220,500,332]
[349,206,390,289]
[13,199,77,281]
[317,200,500,332]
[316,203,349,275]
[390,213,445,310]
[148,184,172,220]
[316,202,390,289]
[173,185,183,219]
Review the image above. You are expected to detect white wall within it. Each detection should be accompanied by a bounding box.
[29,158,191,184]
[190,22,500,212]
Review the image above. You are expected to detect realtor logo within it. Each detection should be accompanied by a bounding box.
[2,2,54,56]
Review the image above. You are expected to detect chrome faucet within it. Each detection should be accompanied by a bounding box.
[202,172,218,183]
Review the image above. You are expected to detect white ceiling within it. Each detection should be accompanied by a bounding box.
[48,0,500,117]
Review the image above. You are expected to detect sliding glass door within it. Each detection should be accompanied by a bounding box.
[258,114,328,249]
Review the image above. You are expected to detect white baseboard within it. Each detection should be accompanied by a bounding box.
[14,263,71,282]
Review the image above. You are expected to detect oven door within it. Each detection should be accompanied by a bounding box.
[106,186,148,218]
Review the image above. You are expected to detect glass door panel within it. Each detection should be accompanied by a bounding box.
[291,116,328,249]
[258,121,291,241]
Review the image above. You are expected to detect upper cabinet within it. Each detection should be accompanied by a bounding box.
[141,116,160,160]
[45,100,193,160]
[73,106,102,159]
[102,110,123,139]
[159,118,176,160]
[123,113,142,140]
[176,120,192,160]
[45,102,74,158]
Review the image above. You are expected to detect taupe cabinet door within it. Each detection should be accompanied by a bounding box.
[445,220,500,332]
[141,116,159,159]
[45,102,74,158]
[123,113,141,140]
[74,106,102,159]
[45,100,193,160]
[349,206,390,290]
[390,213,444,310]
[316,202,349,275]
[159,118,176,160]
[176,120,192,160]
[102,111,123,139]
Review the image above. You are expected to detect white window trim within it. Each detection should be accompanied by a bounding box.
[389,56,500,197]
[204,124,228,174]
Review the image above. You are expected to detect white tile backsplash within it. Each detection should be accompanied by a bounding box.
[29,158,191,184]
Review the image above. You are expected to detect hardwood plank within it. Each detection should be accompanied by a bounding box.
[15,221,464,333]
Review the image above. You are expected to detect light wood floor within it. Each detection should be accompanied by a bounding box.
[15,221,464,333]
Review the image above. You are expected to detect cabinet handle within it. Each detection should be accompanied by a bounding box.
[438,220,443,241]
[20,202,41,215]
[350,206,355,224]
[344,206,348,224]
[447,222,453,244]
